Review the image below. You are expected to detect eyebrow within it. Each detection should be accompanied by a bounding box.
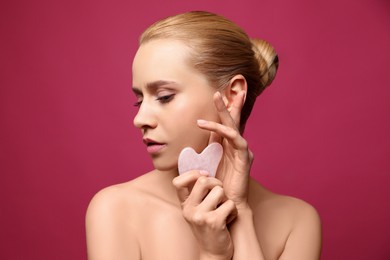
[132,80,178,95]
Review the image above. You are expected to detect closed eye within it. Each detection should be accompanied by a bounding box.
[156,94,175,104]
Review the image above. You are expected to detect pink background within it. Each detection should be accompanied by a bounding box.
[1,0,389,259]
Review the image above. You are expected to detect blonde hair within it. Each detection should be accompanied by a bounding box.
[140,11,279,131]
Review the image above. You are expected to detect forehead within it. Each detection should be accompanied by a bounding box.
[132,39,194,85]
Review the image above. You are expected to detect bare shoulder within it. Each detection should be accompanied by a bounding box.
[249,178,320,218]
[85,171,159,260]
[248,179,322,259]
[87,176,144,220]
[86,171,165,225]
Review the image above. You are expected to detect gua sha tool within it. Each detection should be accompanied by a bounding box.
[178,143,223,177]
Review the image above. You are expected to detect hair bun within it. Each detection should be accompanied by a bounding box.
[251,38,279,89]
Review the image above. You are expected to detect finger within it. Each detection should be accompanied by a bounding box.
[187,176,223,206]
[197,119,248,151]
[198,185,226,211]
[172,171,208,203]
[214,199,237,225]
[228,91,246,129]
[204,91,244,144]
[213,92,238,130]
[208,130,222,144]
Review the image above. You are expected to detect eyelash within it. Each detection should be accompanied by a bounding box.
[133,94,175,107]
[156,94,175,104]
[133,100,142,107]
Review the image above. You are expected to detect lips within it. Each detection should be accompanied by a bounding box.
[143,138,166,154]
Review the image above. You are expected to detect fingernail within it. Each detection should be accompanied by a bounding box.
[197,119,208,126]
[199,170,209,176]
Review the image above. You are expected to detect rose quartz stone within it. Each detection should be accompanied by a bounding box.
[178,143,223,177]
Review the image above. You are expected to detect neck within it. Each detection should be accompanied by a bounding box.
[151,168,181,205]
[155,167,179,179]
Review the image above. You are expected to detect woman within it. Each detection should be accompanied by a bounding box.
[86,11,321,260]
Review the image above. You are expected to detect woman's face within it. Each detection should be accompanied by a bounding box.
[132,39,219,171]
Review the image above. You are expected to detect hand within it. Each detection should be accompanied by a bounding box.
[173,171,237,259]
[197,91,253,210]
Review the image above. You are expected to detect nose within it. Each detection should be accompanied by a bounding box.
[133,101,157,130]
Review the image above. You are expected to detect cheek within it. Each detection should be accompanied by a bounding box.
[173,99,217,148]
[178,95,217,119]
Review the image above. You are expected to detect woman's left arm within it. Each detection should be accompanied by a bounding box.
[199,91,322,260]
[230,202,321,260]
[197,91,266,259]
[229,206,265,260]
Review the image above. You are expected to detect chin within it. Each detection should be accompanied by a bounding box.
[152,159,178,172]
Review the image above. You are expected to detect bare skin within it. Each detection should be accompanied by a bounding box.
[86,39,322,259]
[86,172,321,260]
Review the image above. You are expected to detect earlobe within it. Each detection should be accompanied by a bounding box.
[223,74,248,111]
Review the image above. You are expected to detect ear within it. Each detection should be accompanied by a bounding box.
[221,74,247,112]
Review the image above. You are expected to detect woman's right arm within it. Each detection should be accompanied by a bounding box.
[86,187,141,260]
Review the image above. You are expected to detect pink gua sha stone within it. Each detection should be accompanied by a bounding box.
[178,143,223,177]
